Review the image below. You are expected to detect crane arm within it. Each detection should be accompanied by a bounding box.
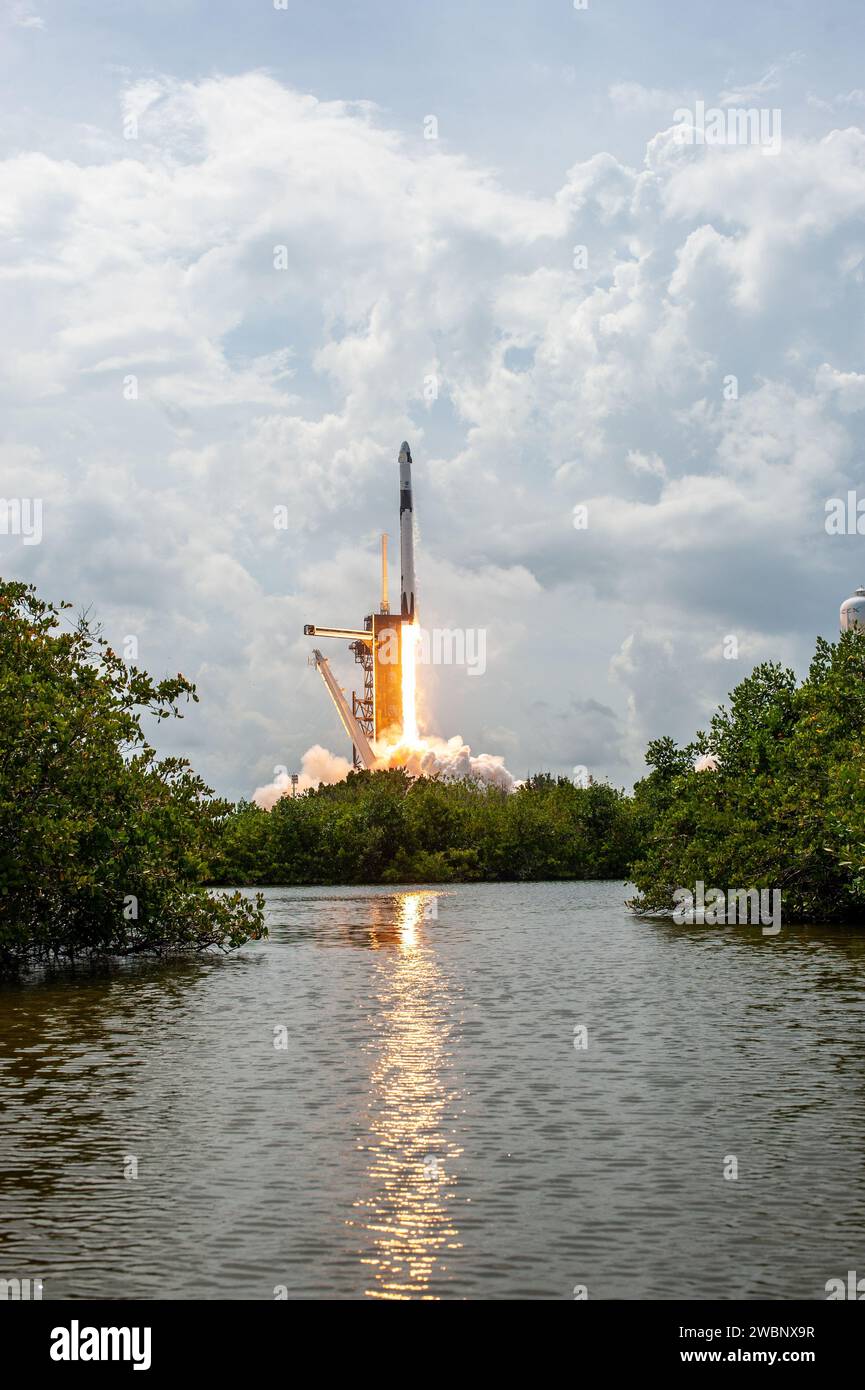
[309,650,376,770]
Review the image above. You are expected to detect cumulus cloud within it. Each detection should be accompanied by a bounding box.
[626,449,666,479]
[3,70,865,797]
[815,362,865,413]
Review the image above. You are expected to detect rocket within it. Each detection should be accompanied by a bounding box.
[399,440,416,620]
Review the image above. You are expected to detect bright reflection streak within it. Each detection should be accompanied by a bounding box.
[399,892,421,950]
[349,892,463,1299]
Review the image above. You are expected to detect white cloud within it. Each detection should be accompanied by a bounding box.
[3,71,865,796]
[807,89,865,113]
[6,1,44,30]
[626,449,666,479]
[816,362,865,412]
[719,53,803,106]
[609,82,691,115]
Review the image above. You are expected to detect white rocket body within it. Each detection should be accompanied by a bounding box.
[399,441,416,620]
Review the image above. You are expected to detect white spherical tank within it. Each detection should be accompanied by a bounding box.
[840,585,865,631]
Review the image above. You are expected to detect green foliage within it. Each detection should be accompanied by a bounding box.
[12,581,861,936]
[629,630,865,923]
[211,768,637,887]
[0,578,265,971]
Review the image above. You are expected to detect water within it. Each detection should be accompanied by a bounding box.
[1,881,864,1300]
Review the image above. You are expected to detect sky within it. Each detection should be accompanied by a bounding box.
[2,0,865,799]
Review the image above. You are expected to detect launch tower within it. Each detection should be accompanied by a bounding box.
[303,442,417,767]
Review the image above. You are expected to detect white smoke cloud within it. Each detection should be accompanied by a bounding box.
[374,733,518,791]
[694,753,720,772]
[253,732,518,807]
[253,743,352,809]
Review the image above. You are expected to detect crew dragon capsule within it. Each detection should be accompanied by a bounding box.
[399,440,416,620]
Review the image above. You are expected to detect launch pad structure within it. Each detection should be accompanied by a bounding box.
[303,442,417,770]
[304,561,405,769]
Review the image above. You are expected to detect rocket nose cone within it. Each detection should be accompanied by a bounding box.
[399,441,412,463]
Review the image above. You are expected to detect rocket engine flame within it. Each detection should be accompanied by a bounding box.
[400,620,419,744]
[377,615,516,790]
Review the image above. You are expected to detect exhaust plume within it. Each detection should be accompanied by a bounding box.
[253,734,517,807]
[374,732,517,791]
[253,743,352,809]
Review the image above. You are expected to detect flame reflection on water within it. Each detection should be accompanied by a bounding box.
[349,891,464,1299]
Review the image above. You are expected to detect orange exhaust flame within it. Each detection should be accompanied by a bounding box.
[400,620,420,744]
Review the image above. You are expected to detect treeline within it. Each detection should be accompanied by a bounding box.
[212,627,865,924]
[0,577,264,971]
[628,630,865,924]
[210,772,637,886]
[7,569,865,974]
